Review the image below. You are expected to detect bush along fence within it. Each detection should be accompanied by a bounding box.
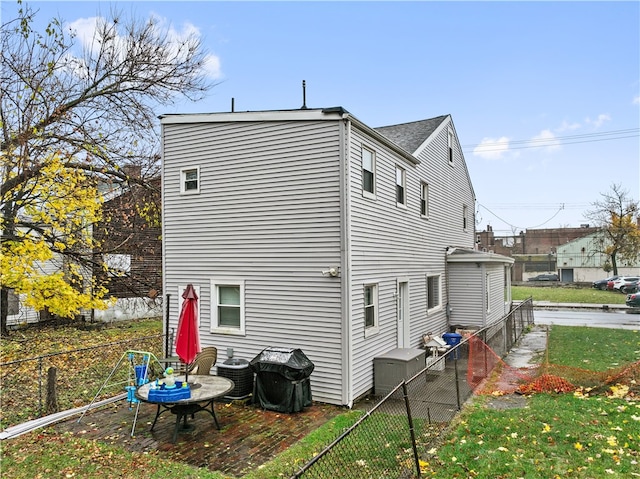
[0,334,166,431]
[290,298,535,479]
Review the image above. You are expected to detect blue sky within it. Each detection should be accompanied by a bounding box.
[3,1,639,235]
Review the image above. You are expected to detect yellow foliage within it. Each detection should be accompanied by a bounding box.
[1,153,112,318]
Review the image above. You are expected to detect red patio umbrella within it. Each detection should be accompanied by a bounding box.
[175,284,201,384]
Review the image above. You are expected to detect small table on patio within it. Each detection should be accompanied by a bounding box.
[136,375,234,443]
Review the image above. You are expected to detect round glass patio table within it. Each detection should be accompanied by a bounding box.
[136,374,234,443]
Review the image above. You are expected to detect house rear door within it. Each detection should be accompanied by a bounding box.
[396,280,410,348]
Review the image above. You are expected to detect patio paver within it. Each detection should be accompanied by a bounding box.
[53,398,344,478]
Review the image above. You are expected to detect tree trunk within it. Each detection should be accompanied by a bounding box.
[46,367,59,414]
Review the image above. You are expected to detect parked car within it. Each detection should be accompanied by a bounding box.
[592,275,620,290]
[620,279,640,294]
[611,276,640,293]
[527,273,559,282]
[626,291,640,307]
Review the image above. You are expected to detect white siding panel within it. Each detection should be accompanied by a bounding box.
[163,120,345,404]
[448,264,484,329]
[347,120,474,399]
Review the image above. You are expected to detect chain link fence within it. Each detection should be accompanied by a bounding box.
[0,334,165,431]
[290,299,534,479]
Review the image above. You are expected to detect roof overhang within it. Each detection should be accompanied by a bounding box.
[446,247,515,264]
[159,107,419,166]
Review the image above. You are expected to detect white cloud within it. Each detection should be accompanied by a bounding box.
[66,17,99,48]
[584,113,611,129]
[529,129,561,152]
[633,95,640,105]
[66,14,222,80]
[556,120,581,132]
[473,137,510,160]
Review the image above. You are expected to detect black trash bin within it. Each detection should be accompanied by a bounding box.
[249,347,314,413]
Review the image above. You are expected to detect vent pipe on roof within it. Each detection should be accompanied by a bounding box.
[301,80,308,109]
[231,97,235,112]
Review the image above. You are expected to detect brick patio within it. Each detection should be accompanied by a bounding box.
[53,398,345,478]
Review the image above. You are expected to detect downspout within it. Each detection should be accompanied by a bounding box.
[444,247,451,329]
[339,116,353,407]
[160,123,169,356]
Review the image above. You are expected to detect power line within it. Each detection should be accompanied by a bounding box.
[463,128,640,153]
[477,202,567,230]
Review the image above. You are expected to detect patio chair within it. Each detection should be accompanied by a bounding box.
[176,347,218,376]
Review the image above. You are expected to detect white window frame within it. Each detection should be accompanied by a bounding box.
[420,182,429,218]
[463,204,468,231]
[210,279,245,335]
[363,283,379,338]
[181,167,200,194]
[426,274,441,312]
[361,146,376,199]
[395,166,406,207]
[448,129,454,165]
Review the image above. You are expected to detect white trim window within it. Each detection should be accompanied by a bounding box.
[364,283,379,337]
[362,146,376,198]
[420,182,429,217]
[395,166,406,206]
[463,204,468,231]
[448,129,454,165]
[426,274,441,312]
[181,167,200,194]
[211,279,245,335]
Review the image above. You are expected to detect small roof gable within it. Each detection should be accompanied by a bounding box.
[374,115,449,154]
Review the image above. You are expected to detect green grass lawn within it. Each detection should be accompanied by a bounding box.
[512,285,628,304]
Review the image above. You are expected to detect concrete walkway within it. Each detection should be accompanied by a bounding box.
[503,324,548,368]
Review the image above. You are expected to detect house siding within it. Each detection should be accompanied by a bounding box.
[162,110,482,406]
[162,120,345,404]
[448,264,483,329]
[347,118,476,400]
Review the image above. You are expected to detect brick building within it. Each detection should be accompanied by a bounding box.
[477,224,599,281]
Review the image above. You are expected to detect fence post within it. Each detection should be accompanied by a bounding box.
[38,356,43,417]
[402,381,421,478]
[46,366,59,414]
[453,354,461,410]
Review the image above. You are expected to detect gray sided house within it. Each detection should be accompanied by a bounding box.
[160,107,513,407]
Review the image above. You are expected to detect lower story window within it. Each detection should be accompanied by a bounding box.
[364,283,379,336]
[211,279,245,334]
[427,274,441,311]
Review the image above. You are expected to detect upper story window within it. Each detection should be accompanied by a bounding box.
[420,182,429,217]
[181,167,200,194]
[463,204,468,231]
[364,283,379,337]
[362,146,376,198]
[211,279,245,335]
[395,166,406,206]
[448,129,454,165]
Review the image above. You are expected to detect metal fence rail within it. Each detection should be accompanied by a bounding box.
[291,298,535,479]
[0,334,164,431]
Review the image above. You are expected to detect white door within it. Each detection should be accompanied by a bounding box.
[396,280,410,348]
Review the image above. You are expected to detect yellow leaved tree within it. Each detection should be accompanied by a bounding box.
[0,154,112,321]
[1,2,213,334]
[586,183,640,276]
